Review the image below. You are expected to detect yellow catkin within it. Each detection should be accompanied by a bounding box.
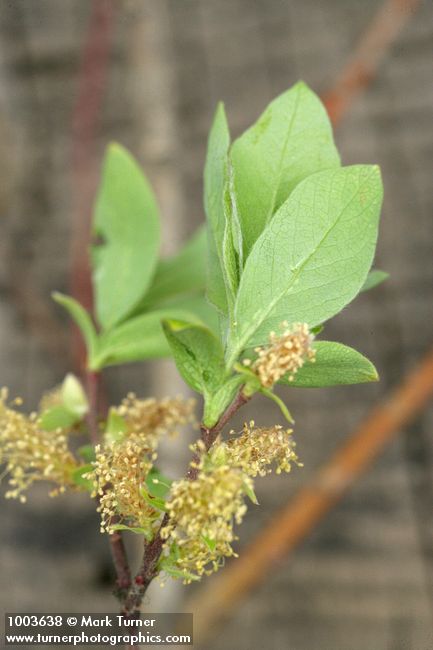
[88,394,196,534]
[161,464,251,582]
[224,421,301,477]
[247,322,315,388]
[115,394,196,449]
[89,435,159,535]
[0,390,79,502]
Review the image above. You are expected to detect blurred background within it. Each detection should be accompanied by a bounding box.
[0,1,432,649]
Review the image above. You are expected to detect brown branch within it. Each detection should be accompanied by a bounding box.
[322,0,422,126]
[186,346,433,644]
[121,390,250,616]
[109,529,132,603]
[188,390,250,481]
[121,513,170,617]
[69,1,134,610]
[70,0,115,368]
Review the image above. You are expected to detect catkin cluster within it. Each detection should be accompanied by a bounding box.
[0,390,79,501]
[91,435,157,534]
[225,420,301,477]
[161,463,251,581]
[161,417,301,582]
[245,321,315,387]
[115,394,196,448]
[90,395,195,534]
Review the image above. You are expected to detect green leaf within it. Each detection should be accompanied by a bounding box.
[221,166,242,306]
[202,374,244,428]
[163,319,240,427]
[52,292,98,364]
[71,465,94,492]
[104,409,127,445]
[61,374,88,417]
[234,363,262,397]
[158,545,200,581]
[92,143,161,330]
[361,269,389,292]
[162,319,226,395]
[201,535,217,552]
[204,103,235,314]
[140,226,207,308]
[132,291,220,338]
[279,341,379,388]
[110,524,153,539]
[166,541,181,563]
[243,480,259,505]
[145,467,172,499]
[39,374,88,431]
[160,562,200,582]
[91,308,203,369]
[77,444,96,463]
[227,165,383,365]
[231,81,340,257]
[171,295,219,335]
[208,444,228,468]
[140,488,168,513]
[39,405,79,432]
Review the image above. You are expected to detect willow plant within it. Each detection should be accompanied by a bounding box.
[0,81,386,615]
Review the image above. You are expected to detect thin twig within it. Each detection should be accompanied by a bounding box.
[188,390,250,480]
[70,1,133,609]
[322,0,422,125]
[109,529,132,603]
[70,0,115,368]
[121,390,250,616]
[186,346,433,643]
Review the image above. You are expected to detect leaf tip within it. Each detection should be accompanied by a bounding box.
[104,142,139,175]
[293,79,309,92]
[161,318,186,333]
[370,163,383,184]
[106,140,126,157]
[213,101,229,131]
[51,291,68,307]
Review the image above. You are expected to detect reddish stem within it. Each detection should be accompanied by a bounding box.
[187,390,250,481]
[70,0,115,369]
[109,529,132,603]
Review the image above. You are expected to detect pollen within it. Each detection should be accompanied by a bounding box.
[88,435,160,535]
[0,390,80,501]
[248,322,315,387]
[225,420,301,476]
[161,463,251,582]
[115,394,196,448]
